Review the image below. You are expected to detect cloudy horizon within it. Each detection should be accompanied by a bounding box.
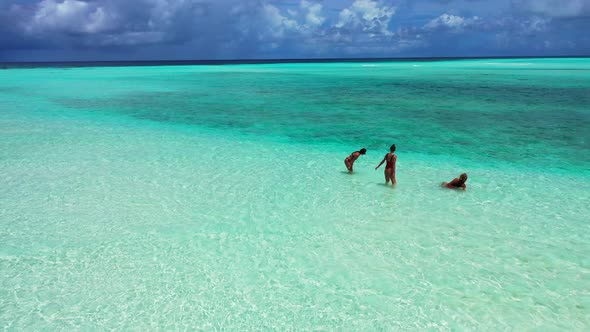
[1,0,589,62]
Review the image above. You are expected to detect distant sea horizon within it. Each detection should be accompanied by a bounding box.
[1,54,589,68]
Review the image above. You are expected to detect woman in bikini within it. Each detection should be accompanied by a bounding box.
[442,173,468,190]
[344,148,367,173]
[375,144,397,186]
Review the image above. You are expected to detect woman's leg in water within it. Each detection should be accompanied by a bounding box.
[384,169,390,184]
[388,169,396,186]
[344,158,353,172]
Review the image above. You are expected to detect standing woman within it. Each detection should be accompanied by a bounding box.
[375,144,397,186]
[344,148,367,173]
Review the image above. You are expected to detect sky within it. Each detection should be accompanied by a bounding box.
[0,0,589,61]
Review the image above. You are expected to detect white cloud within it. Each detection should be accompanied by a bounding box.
[425,14,480,31]
[28,0,116,34]
[262,3,300,38]
[335,0,396,36]
[24,0,210,46]
[301,0,324,27]
[259,1,326,40]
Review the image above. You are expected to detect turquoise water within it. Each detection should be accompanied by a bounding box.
[1,58,589,329]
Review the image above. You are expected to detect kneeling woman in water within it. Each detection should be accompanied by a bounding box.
[344,148,367,173]
[442,173,468,190]
[375,144,397,186]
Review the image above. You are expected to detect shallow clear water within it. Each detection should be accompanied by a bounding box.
[1,59,589,330]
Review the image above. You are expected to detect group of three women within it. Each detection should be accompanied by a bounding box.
[344,144,468,190]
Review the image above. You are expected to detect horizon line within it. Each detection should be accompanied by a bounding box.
[1,55,589,67]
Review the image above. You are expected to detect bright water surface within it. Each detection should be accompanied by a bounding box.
[1,58,589,330]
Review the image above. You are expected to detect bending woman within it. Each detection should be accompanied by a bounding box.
[344,148,367,173]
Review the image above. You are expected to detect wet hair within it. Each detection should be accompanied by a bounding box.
[459,173,468,181]
[359,148,367,155]
[390,144,396,152]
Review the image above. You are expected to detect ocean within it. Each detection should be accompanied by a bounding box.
[1,58,589,329]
